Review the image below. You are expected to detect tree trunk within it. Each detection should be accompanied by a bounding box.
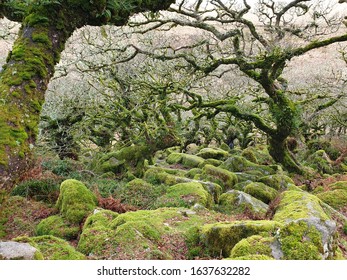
[0,0,175,191]
[268,136,303,174]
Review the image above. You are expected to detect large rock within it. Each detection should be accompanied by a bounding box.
[218,190,269,215]
[221,155,276,175]
[56,179,97,224]
[200,220,282,257]
[167,153,205,168]
[196,148,229,160]
[155,182,213,208]
[243,182,278,204]
[0,241,43,260]
[202,164,238,191]
[273,190,337,259]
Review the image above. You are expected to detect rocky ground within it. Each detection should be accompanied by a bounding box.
[1,144,347,260]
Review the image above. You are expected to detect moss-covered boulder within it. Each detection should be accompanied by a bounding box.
[77,210,119,257]
[35,215,80,240]
[196,148,229,160]
[243,182,278,204]
[155,182,213,208]
[167,153,205,168]
[202,164,238,191]
[258,174,295,190]
[186,168,203,179]
[278,221,325,260]
[273,190,337,259]
[316,189,347,210]
[200,220,282,257]
[56,179,97,224]
[229,235,278,259]
[117,178,161,209]
[15,236,85,260]
[241,146,274,165]
[221,155,276,175]
[217,190,269,216]
[329,181,347,191]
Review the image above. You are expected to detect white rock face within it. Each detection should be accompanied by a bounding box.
[0,241,38,260]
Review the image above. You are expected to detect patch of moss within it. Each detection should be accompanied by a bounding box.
[258,174,295,190]
[316,189,347,210]
[196,148,229,160]
[56,179,97,224]
[228,254,274,260]
[217,190,268,216]
[221,155,276,175]
[278,221,323,260]
[200,220,282,257]
[229,235,275,259]
[273,191,330,223]
[243,182,278,204]
[77,210,119,257]
[186,168,203,179]
[116,178,164,209]
[202,164,238,191]
[15,236,85,260]
[35,215,80,240]
[329,181,347,191]
[155,182,213,208]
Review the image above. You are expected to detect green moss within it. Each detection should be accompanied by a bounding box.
[117,178,163,209]
[155,182,212,208]
[217,190,268,215]
[35,215,80,240]
[243,182,278,204]
[229,235,275,259]
[202,164,238,191]
[329,181,347,191]
[186,168,203,179]
[15,235,85,260]
[200,220,282,257]
[77,210,118,256]
[167,153,205,168]
[196,148,229,160]
[56,179,97,224]
[273,191,330,223]
[279,221,323,260]
[258,174,295,190]
[221,155,276,175]
[316,189,347,210]
[228,254,274,260]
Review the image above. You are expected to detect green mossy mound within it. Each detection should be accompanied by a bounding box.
[186,168,203,179]
[221,155,276,175]
[167,153,205,168]
[258,174,295,190]
[56,179,97,224]
[217,190,268,216]
[35,215,80,240]
[273,190,331,223]
[243,182,278,204]
[196,148,229,160]
[155,182,213,208]
[15,235,85,260]
[202,164,238,191]
[229,235,276,259]
[77,210,119,257]
[278,221,324,260]
[316,189,347,210]
[241,146,274,165]
[117,178,162,209]
[273,190,337,259]
[200,220,282,257]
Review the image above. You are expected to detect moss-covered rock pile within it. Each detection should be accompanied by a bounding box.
[1,145,346,260]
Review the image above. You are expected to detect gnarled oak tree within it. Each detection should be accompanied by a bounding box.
[0,0,175,191]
